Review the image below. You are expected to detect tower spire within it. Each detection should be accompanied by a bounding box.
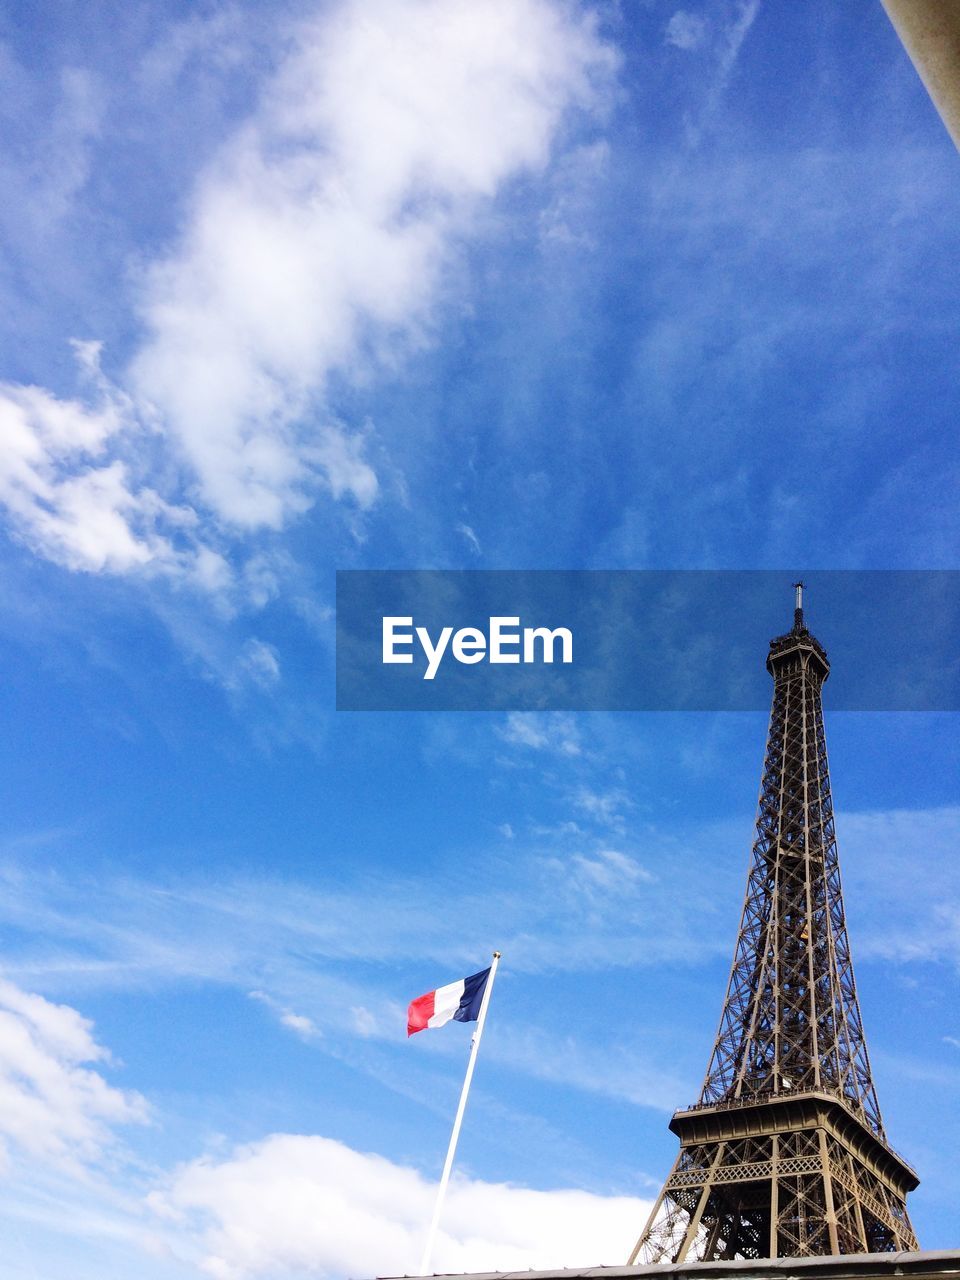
[629,588,919,1263]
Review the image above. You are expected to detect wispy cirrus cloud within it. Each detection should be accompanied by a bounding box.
[841,805,960,969]
[0,57,104,240]
[668,0,761,147]
[665,11,710,52]
[456,522,482,556]
[499,711,583,756]
[2,805,953,1122]
[493,1026,683,1114]
[572,785,631,830]
[7,806,955,1004]
[0,825,726,993]
[0,820,725,1119]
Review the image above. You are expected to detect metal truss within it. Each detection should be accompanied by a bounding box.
[630,592,919,1263]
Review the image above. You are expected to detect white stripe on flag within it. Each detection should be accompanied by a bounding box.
[427,978,466,1028]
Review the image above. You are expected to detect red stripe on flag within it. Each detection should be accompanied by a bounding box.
[407,990,436,1036]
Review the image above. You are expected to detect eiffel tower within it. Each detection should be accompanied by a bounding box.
[630,585,919,1263]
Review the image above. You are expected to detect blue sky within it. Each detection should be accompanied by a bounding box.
[0,1,958,1276]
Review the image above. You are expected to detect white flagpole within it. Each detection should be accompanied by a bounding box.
[419,951,501,1277]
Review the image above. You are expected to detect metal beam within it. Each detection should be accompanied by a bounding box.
[881,0,960,149]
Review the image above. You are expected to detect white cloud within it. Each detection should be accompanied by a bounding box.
[150,1133,648,1279]
[0,371,145,574]
[279,1011,319,1040]
[0,343,229,586]
[249,990,319,1041]
[0,978,148,1174]
[129,0,616,531]
[665,11,709,51]
[0,0,616,581]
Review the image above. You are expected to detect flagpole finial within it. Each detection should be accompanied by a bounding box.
[493,950,501,959]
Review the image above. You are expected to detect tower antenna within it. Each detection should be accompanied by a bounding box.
[793,579,805,630]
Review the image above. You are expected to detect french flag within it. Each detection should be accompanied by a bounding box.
[407,967,491,1037]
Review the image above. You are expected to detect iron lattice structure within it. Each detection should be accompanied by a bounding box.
[630,588,919,1264]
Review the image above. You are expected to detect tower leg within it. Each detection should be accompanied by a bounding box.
[818,1128,841,1255]
[675,1144,726,1262]
[769,1134,780,1259]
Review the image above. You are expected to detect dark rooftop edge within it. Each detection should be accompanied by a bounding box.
[383,1248,960,1280]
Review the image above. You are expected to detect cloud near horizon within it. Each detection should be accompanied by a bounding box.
[150,1132,649,1279]
[0,0,616,589]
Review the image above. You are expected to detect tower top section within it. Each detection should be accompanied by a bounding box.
[767,581,830,683]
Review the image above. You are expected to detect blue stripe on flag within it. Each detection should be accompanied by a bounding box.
[453,967,491,1024]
